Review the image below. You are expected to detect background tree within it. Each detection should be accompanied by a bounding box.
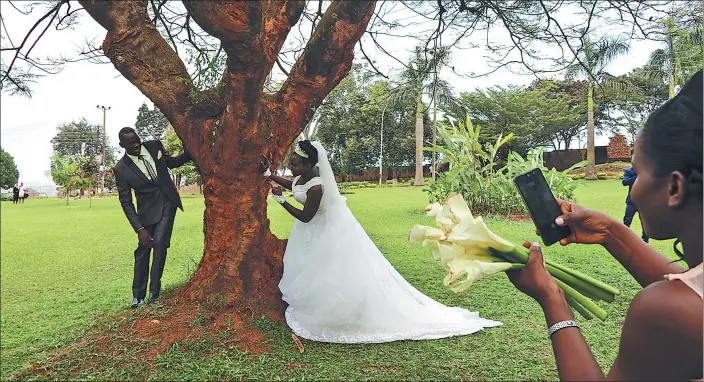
[135,102,169,141]
[50,118,118,192]
[603,67,669,143]
[50,154,81,206]
[398,45,451,186]
[642,19,703,98]
[459,83,583,157]
[0,148,20,189]
[565,34,630,180]
[74,154,100,208]
[51,118,103,157]
[360,80,417,183]
[315,65,368,179]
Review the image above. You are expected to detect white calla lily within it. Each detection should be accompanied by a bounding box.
[443,193,474,222]
[409,225,446,242]
[424,203,442,217]
[443,259,513,292]
[411,193,517,292]
[446,216,515,253]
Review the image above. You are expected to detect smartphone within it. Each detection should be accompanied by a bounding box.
[514,168,570,246]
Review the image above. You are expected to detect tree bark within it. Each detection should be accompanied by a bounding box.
[414,89,425,186]
[78,0,376,317]
[182,165,286,316]
[585,80,597,180]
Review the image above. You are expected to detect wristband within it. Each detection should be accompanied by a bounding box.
[273,195,286,204]
[548,320,579,337]
[264,168,272,177]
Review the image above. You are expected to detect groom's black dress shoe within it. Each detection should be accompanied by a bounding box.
[131,298,145,308]
[148,292,159,303]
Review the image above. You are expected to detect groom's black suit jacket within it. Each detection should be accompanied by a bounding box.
[113,140,190,231]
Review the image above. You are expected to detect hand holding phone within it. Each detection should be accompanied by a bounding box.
[514,168,571,246]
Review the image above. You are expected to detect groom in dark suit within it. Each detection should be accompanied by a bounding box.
[113,127,192,308]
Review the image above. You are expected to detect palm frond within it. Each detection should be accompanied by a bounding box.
[595,35,630,72]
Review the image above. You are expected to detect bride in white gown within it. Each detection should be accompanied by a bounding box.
[263,140,501,344]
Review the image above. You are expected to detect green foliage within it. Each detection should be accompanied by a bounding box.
[50,155,81,202]
[50,118,117,190]
[601,67,669,142]
[0,147,20,189]
[135,103,169,141]
[641,16,703,95]
[424,116,584,216]
[459,82,585,155]
[163,127,201,188]
[316,65,433,180]
[51,118,116,160]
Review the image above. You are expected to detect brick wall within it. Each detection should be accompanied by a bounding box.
[544,147,609,171]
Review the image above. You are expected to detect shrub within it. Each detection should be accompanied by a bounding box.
[424,116,585,216]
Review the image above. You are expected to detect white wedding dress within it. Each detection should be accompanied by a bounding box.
[278,142,502,344]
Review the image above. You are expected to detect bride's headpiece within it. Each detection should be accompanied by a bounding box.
[293,143,309,159]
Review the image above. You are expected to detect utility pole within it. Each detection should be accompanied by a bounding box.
[96,105,111,196]
[431,37,439,181]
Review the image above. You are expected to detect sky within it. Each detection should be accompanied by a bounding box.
[0,1,663,190]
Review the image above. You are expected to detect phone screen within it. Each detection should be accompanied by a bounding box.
[514,169,570,246]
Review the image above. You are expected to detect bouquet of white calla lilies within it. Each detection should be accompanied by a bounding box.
[410,194,619,321]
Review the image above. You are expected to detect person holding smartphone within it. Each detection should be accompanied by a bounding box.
[507,70,702,381]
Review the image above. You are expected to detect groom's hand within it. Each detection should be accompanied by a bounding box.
[138,229,154,247]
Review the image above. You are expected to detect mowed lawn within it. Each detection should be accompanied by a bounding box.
[1,181,676,380]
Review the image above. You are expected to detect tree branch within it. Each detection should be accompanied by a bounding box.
[77,0,206,141]
[274,0,376,140]
[182,0,304,105]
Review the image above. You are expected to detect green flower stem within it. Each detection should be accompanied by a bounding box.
[507,263,526,271]
[490,247,611,320]
[565,294,594,320]
[545,258,620,296]
[555,278,608,320]
[507,247,616,303]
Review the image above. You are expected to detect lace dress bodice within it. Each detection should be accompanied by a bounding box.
[292,176,324,206]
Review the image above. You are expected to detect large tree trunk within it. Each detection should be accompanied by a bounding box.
[414,89,425,186]
[182,161,286,316]
[585,80,597,180]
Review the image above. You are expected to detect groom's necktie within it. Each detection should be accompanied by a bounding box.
[139,155,158,181]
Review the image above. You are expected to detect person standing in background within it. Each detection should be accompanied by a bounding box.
[12,184,19,204]
[17,182,25,204]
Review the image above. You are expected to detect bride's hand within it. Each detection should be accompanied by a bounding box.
[259,156,271,174]
[270,181,283,196]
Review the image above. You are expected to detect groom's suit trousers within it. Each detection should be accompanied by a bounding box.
[132,197,177,299]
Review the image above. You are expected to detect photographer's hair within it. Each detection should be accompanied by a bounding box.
[641,70,702,196]
[118,127,138,141]
[641,70,703,260]
[296,140,319,165]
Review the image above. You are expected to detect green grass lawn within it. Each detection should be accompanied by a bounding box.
[1,181,675,380]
